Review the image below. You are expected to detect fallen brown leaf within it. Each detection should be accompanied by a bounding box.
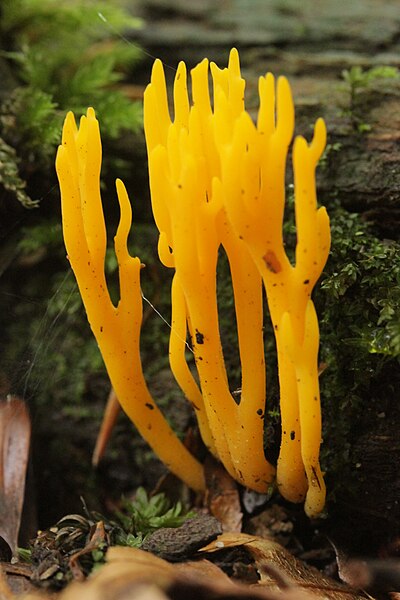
[0,534,376,600]
[201,533,373,600]
[200,531,258,552]
[68,520,108,581]
[204,455,243,532]
[56,546,268,600]
[344,559,400,592]
[0,396,31,556]
[0,563,47,600]
[0,564,15,600]
[54,538,373,600]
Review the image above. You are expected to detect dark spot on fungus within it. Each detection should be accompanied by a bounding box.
[100,326,103,332]
[311,466,322,490]
[303,279,310,284]
[145,403,154,410]
[290,430,295,441]
[195,329,204,344]
[263,251,281,273]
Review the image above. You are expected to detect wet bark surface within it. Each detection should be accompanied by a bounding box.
[130,0,400,238]
[125,0,400,551]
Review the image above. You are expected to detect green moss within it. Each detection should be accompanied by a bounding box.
[319,206,400,359]
[340,65,400,132]
[0,136,37,208]
[316,204,400,501]
[0,0,143,206]
[210,199,400,497]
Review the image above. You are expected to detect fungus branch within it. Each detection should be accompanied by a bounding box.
[56,48,330,517]
[56,109,205,492]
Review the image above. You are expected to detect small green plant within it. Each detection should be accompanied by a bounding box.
[341,65,400,133]
[20,489,194,587]
[115,487,195,543]
[319,142,343,170]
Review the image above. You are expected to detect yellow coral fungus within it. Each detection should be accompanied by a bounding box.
[56,48,330,517]
[56,109,205,492]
